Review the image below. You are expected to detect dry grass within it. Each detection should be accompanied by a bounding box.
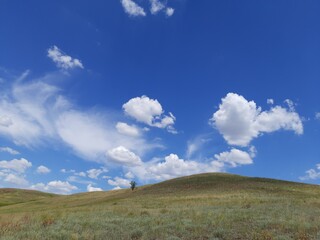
[1,173,320,239]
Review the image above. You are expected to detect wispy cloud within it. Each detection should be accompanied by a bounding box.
[0,73,157,165]
[0,146,20,155]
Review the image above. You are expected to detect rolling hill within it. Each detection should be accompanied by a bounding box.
[0,173,319,239]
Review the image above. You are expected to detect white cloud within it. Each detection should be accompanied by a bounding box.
[315,112,320,120]
[31,181,77,194]
[213,149,253,168]
[186,135,212,158]
[36,165,51,174]
[121,0,146,17]
[125,171,135,179]
[267,99,274,105]
[0,147,20,155]
[165,7,174,17]
[60,169,76,174]
[67,176,94,185]
[116,122,140,137]
[75,171,86,177]
[56,111,116,160]
[0,158,31,187]
[87,168,107,179]
[47,46,84,70]
[0,158,32,173]
[123,95,176,132]
[87,184,103,192]
[0,79,63,147]
[149,0,174,17]
[108,177,131,188]
[4,173,28,186]
[129,149,254,182]
[107,146,142,166]
[150,0,165,14]
[0,74,155,165]
[0,115,13,127]
[130,154,221,182]
[300,164,320,181]
[210,93,303,147]
[149,154,215,181]
[248,145,257,158]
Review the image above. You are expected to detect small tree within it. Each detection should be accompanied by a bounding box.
[130,181,136,191]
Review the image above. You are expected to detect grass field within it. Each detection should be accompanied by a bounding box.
[1,173,320,239]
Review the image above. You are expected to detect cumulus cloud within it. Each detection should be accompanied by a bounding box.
[0,147,20,155]
[130,154,220,182]
[108,177,131,188]
[87,184,103,192]
[123,95,176,132]
[3,173,28,186]
[121,0,146,17]
[47,46,84,70]
[31,181,77,194]
[0,158,31,187]
[165,7,174,17]
[148,154,218,181]
[116,122,140,137]
[210,93,303,147]
[0,158,32,173]
[300,164,320,181]
[129,149,254,182]
[36,165,51,174]
[213,149,253,168]
[107,146,142,166]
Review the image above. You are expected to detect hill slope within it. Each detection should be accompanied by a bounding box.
[0,173,320,239]
[0,188,56,207]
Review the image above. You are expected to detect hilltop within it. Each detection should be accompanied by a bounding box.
[0,173,319,239]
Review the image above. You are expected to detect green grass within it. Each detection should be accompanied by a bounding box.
[1,173,320,239]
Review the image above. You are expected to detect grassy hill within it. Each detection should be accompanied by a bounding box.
[0,173,320,239]
[0,188,56,207]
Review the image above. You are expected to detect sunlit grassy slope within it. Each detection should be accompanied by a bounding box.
[1,173,320,239]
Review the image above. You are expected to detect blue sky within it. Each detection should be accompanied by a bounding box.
[0,0,319,194]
